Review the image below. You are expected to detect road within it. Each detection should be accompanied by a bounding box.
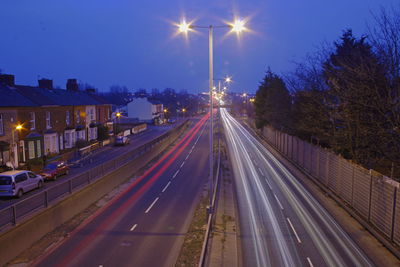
[0,123,177,209]
[221,108,373,267]
[34,114,210,267]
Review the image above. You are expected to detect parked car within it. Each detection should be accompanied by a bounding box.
[114,135,130,146]
[0,170,44,198]
[40,161,70,181]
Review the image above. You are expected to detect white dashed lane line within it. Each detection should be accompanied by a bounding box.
[162,181,171,193]
[274,194,284,210]
[258,167,264,176]
[307,257,314,267]
[265,179,273,190]
[130,224,138,231]
[145,197,159,214]
[287,218,302,243]
[172,170,179,179]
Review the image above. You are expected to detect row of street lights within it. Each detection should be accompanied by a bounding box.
[176,17,248,213]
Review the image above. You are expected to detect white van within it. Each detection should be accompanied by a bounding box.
[0,170,44,198]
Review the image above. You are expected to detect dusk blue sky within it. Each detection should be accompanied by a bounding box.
[0,0,398,93]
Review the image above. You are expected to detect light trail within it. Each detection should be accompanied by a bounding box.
[220,108,373,267]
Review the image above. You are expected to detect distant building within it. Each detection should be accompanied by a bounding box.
[0,74,112,167]
[126,98,164,124]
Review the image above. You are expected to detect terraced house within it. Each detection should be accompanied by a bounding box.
[0,74,111,168]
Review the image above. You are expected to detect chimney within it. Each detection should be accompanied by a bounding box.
[38,79,53,89]
[66,79,78,91]
[0,74,15,87]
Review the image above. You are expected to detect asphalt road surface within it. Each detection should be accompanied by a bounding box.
[0,124,177,210]
[221,108,373,267]
[34,114,210,267]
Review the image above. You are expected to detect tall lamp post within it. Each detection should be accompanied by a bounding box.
[177,18,247,213]
[11,124,22,170]
[115,112,121,136]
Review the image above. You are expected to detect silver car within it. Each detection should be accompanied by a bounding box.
[0,170,44,198]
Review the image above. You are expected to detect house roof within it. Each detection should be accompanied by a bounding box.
[0,86,39,107]
[0,84,111,108]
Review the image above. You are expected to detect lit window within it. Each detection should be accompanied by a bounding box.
[30,112,36,130]
[46,111,51,129]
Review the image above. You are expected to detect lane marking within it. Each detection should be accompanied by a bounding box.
[130,224,137,231]
[185,154,190,160]
[307,257,314,267]
[287,218,302,243]
[265,179,273,190]
[173,170,179,179]
[274,194,284,210]
[162,181,171,193]
[180,161,185,168]
[145,197,159,214]
[258,167,264,176]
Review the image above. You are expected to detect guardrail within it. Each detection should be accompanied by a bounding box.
[198,121,222,267]
[0,120,189,233]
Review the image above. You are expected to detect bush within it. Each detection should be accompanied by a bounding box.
[75,139,91,149]
[97,125,110,141]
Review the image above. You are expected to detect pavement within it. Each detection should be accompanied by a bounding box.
[33,114,211,267]
[220,108,374,267]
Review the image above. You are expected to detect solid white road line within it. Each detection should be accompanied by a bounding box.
[274,194,284,210]
[145,197,159,214]
[265,179,273,190]
[287,218,302,243]
[185,154,190,160]
[258,167,264,176]
[172,170,179,179]
[307,257,314,267]
[162,181,171,193]
[180,161,185,168]
[130,224,138,231]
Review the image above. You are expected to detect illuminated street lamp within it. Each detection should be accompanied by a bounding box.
[11,124,23,169]
[114,112,122,135]
[176,17,248,213]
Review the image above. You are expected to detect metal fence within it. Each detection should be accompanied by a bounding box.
[0,121,189,232]
[262,126,400,246]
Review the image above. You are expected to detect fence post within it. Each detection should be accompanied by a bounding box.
[69,179,73,194]
[12,206,17,225]
[44,190,49,208]
[310,145,313,174]
[87,171,91,184]
[325,152,330,187]
[303,141,306,168]
[391,188,397,241]
[316,148,320,178]
[291,135,294,160]
[368,171,373,222]
[351,165,355,206]
[296,138,300,164]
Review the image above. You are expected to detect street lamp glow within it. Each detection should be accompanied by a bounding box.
[230,19,246,33]
[178,20,191,33]
[163,108,168,113]
[182,108,186,113]
[15,124,22,131]
[225,77,232,83]
[116,112,122,118]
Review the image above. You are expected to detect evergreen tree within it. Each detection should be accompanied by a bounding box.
[254,70,292,131]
